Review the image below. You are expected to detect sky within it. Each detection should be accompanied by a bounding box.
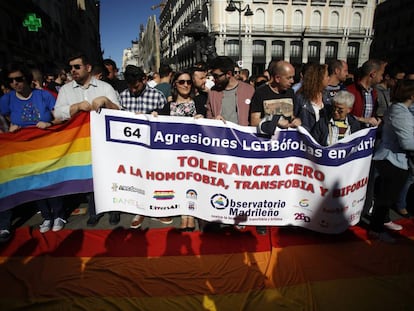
[99,0,162,70]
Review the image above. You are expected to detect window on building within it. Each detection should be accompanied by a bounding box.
[325,41,338,61]
[293,10,303,31]
[347,42,359,72]
[329,11,339,31]
[254,9,265,31]
[253,40,266,57]
[308,41,321,63]
[311,11,321,31]
[272,40,285,59]
[351,13,361,32]
[274,9,284,31]
[225,39,240,57]
[290,41,303,65]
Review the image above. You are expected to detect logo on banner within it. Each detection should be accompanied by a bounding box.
[112,183,145,195]
[186,189,198,199]
[299,199,309,208]
[210,194,229,210]
[153,190,175,200]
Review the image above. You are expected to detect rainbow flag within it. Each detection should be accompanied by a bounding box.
[0,112,93,210]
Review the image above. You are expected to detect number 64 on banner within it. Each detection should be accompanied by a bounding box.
[106,117,151,147]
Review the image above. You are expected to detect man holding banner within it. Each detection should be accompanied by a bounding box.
[54,53,122,227]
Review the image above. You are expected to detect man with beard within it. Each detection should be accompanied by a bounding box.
[323,59,349,106]
[204,56,254,233]
[119,65,172,229]
[206,56,254,126]
[250,60,296,127]
[190,62,209,117]
[54,53,122,227]
[54,53,120,120]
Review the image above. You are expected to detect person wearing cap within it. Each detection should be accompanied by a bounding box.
[119,65,172,228]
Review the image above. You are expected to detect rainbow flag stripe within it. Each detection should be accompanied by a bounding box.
[0,112,93,210]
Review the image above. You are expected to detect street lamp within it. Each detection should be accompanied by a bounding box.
[225,0,253,64]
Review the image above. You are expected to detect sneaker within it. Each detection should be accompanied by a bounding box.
[152,217,173,225]
[368,230,396,243]
[0,229,11,243]
[384,221,403,231]
[39,219,52,233]
[52,218,66,232]
[130,215,145,229]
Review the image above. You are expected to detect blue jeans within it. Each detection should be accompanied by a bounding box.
[395,173,414,211]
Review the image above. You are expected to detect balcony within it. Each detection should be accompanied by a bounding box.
[329,0,345,6]
[292,0,308,5]
[352,0,368,7]
[311,0,327,5]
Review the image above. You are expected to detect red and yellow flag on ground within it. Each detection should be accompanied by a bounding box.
[0,219,413,310]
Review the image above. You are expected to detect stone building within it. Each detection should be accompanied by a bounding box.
[158,0,377,75]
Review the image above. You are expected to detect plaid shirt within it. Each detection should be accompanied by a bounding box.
[119,85,167,113]
[363,88,374,119]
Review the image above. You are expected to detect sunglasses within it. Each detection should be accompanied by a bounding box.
[176,79,192,85]
[8,76,25,84]
[70,64,82,70]
[234,70,240,74]
[211,72,225,80]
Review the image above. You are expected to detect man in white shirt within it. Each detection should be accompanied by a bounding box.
[54,53,121,226]
[54,54,120,120]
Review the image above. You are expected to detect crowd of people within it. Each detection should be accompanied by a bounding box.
[1,52,414,244]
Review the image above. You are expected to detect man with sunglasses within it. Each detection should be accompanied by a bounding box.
[54,53,122,227]
[206,56,254,126]
[54,53,120,121]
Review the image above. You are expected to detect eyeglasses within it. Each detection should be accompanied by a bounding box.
[7,76,25,84]
[234,70,240,74]
[211,72,226,80]
[332,106,345,113]
[70,64,82,70]
[176,79,193,85]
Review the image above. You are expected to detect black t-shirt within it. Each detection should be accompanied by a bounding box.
[250,84,295,119]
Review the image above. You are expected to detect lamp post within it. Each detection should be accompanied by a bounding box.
[225,0,253,65]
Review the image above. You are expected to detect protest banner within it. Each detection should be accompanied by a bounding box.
[91,109,375,233]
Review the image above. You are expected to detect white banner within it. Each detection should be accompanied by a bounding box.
[90,109,375,233]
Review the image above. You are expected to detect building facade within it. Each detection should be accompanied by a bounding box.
[158,0,377,75]
[0,0,101,72]
[122,16,161,73]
